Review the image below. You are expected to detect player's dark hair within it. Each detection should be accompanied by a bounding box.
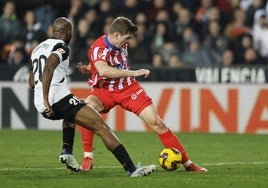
[110,17,137,35]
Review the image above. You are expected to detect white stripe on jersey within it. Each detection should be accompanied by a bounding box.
[93,46,99,60]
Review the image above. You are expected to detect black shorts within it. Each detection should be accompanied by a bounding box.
[41,94,86,123]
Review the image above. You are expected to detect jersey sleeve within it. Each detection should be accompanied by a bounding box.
[91,46,109,65]
[51,43,69,63]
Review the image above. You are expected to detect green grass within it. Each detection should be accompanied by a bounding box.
[0,130,268,188]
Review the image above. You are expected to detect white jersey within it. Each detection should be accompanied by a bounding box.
[31,38,71,112]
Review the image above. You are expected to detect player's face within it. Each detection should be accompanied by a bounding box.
[117,33,134,48]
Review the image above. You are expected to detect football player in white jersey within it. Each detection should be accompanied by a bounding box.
[28,17,156,177]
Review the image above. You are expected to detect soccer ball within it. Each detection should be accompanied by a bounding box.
[158,147,182,171]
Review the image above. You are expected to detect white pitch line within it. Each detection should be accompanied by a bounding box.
[202,161,268,166]
[0,161,268,171]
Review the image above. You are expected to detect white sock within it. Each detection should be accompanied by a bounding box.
[183,160,192,168]
[84,152,93,159]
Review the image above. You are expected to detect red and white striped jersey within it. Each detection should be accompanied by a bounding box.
[87,35,136,92]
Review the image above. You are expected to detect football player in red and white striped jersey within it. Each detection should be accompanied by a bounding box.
[78,16,207,173]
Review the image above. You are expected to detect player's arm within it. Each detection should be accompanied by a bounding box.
[43,42,68,116]
[42,54,59,116]
[28,61,34,89]
[95,61,150,78]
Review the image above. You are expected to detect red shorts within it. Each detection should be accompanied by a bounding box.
[91,82,152,115]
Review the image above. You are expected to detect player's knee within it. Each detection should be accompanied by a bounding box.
[149,116,166,129]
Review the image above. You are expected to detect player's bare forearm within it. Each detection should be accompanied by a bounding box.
[96,61,150,78]
[42,55,59,100]
[42,66,53,101]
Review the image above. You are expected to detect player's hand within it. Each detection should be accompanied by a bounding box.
[77,62,91,74]
[43,100,54,117]
[134,69,150,78]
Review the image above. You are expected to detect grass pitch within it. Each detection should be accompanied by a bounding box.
[0,130,268,188]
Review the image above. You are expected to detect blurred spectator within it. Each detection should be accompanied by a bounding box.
[134,12,151,61]
[224,8,252,40]
[84,0,101,6]
[216,0,240,27]
[240,0,254,11]
[173,8,197,50]
[128,35,150,64]
[102,16,115,34]
[67,0,89,27]
[252,9,267,36]
[199,6,221,41]
[178,26,199,53]
[118,0,141,21]
[152,52,164,67]
[252,9,268,59]
[180,39,211,67]
[1,0,268,69]
[35,3,57,33]
[170,0,184,22]
[159,41,180,65]
[150,21,172,54]
[95,0,115,29]
[167,53,184,67]
[244,0,264,28]
[71,18,91,63]
[21,10,44,55]
[7,47,27,66]
[230,33,254,63]
[243,47,266,64]
[180,0,197,12]
[84,8,100,38]
[146,0,168,23]
[221,49,234,66]
[203,20,228,65]
[195,0,213,24]
[135,11,148,26]
[0,1,21,61]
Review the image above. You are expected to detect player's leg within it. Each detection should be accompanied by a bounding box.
[79,94,105,171]
[80,127,94,171]
[75,105,156,177]
[59,120,80,172]
[139,104,208,172]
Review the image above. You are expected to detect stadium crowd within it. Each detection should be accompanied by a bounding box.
[1,0,268,69]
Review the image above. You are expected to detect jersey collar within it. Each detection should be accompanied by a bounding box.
[104,35,119,50]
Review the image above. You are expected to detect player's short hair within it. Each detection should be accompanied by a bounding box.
[110,16,137,35]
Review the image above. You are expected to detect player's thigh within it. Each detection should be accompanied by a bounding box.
[85,95,104,112]
[74,105,104,132]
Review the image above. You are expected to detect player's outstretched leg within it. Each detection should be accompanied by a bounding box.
[158,128,208,172]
